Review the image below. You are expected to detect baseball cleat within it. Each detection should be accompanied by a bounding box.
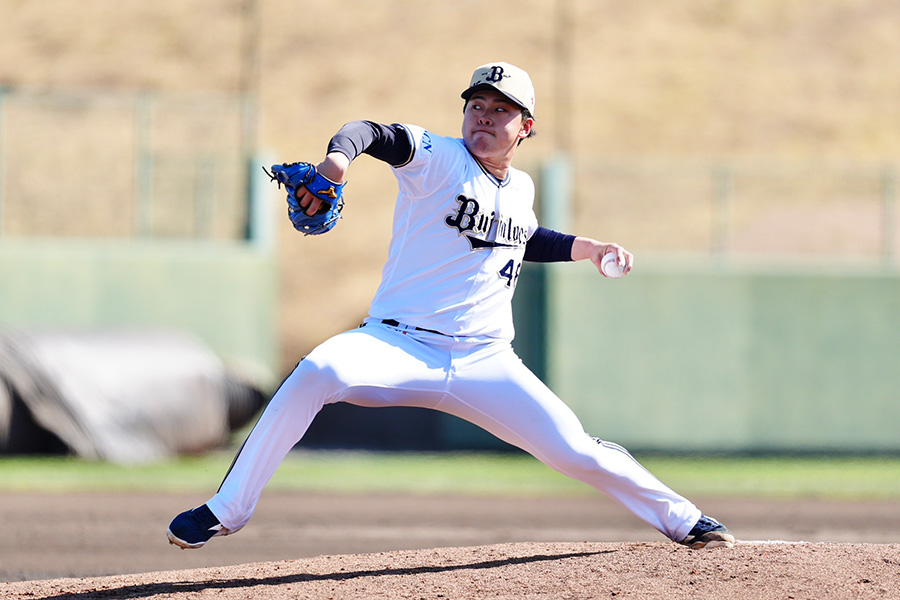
[678,514,735,549]
[166,504,230,549]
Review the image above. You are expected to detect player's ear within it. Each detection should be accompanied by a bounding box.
[518,116,534,139]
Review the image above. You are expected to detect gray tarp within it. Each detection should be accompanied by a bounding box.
[0,329,267,463]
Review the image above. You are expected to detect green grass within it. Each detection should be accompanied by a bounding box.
[0,452,898,500]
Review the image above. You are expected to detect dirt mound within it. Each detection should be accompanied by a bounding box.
[5,491,900,598]
[6,541,899,600]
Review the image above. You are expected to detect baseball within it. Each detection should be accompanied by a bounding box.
[600,251,626,278]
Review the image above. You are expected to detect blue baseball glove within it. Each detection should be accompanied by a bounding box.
[263,162,346,235]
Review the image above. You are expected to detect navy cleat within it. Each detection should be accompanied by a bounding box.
[678,514,735,549]
[166,504,230,549]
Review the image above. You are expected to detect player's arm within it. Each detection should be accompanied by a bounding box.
[328,120,413,167]
[570,236,633,276]
[297,121,413,216]
[524,228,632,276]
[523,227,575,262]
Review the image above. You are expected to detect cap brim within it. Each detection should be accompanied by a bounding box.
[461,83,530,112]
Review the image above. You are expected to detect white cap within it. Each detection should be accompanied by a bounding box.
[461,62,535,115]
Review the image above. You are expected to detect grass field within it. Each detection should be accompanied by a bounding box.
[1,451,898,500]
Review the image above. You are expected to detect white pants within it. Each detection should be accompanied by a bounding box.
[207,321,701,542]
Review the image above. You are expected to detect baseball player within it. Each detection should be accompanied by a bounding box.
[167,62,735,551]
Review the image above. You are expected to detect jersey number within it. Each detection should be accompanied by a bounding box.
[499,259,522,289]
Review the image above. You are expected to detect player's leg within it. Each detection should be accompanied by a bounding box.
[203,355,333,532]
[167,325,448,548]
[437,339,707,544]
[167,344,338,548]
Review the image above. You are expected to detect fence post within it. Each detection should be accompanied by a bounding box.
[0,86,8,235]
[517,155,574,386]
[194,155,216,238]
[882,165,898,269]
[540,155,572,232]
[134,92,155,237]
[246,152,275,252]
[712,163,733,261]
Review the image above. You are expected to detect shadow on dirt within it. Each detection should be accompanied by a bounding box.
[33,549,613,600]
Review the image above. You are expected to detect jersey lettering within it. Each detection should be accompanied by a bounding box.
[446,194,531,251]
[496,216,528,245]
[445,195,493,237]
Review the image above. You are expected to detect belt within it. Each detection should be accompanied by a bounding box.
[380,319,446,336]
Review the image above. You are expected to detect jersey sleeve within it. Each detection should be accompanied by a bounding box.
[392,125,472,189]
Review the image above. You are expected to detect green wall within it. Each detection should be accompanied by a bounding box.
[513,259,900,453]
[0,238,277,375]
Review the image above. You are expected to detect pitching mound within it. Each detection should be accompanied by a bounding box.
[5,541,899,600]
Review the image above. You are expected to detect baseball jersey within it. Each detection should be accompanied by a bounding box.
[367,124,538,340]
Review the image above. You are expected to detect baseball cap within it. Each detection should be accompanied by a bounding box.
[461,62,536,115]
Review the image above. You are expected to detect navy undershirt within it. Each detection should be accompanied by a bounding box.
[523,227,575,263]
[328,120,412,166]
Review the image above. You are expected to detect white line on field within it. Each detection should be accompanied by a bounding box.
[739,540,810,545]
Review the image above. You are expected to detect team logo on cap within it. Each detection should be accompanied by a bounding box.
[466,62,534,114]
[472,66,508,87]
[485,66,505,82]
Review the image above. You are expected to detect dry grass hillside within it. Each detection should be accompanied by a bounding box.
[2,0,898,368]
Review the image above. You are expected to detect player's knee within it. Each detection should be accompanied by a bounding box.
[561,451,604,480]
[553,434,630,479]
[535,441,601,481]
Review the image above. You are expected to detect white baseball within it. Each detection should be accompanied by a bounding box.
[600,251,626,278]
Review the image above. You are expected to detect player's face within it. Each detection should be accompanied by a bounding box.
[462,90,533,170]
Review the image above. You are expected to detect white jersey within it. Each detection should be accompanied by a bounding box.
[367,125,538,341]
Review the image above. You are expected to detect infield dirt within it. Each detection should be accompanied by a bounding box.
[3,491,899,598]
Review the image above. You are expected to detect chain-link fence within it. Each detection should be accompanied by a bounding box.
[2,86,897,267]
[0,87,251,240]
[572,157,899,267]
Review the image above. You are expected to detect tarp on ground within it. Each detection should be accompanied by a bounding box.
[0,329,267,463]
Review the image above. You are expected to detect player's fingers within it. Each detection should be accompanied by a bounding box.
[607,244,625,265]
[622,250,634,274]
[306,197,323,216]
[608,244,634,274]
[297,189,323,216]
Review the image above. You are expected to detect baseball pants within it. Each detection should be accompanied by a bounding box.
[207,321,701,542]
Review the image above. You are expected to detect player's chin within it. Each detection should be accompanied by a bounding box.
[465,130,493,147]
[465,139,498,162]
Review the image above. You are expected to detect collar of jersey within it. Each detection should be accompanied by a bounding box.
[470,153,511,188]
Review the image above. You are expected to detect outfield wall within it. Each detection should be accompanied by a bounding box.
[0,160,279,378]
[512,259,900,453]
[0,239,277,373]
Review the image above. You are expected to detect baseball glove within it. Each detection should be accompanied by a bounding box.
[263,162,346,235]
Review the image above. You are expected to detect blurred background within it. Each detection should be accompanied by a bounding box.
[0,0,898,459]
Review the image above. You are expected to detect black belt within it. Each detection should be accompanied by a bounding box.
[380,319,445,336]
